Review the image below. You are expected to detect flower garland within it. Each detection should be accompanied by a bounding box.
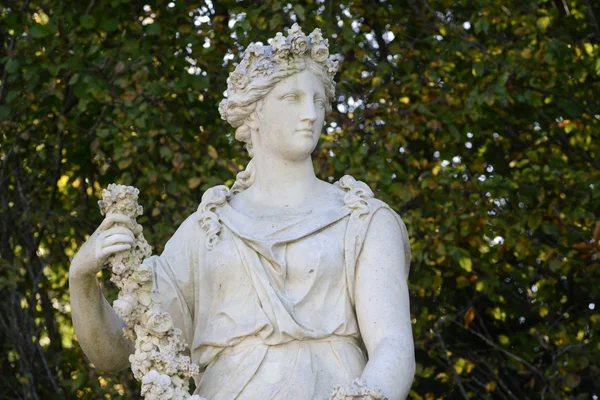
[99,184,204,400]
[329,378,388,400]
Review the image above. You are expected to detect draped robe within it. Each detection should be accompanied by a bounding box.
[143,180,410,399]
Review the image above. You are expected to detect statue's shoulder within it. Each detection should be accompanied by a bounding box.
[335,175,411,276]
[334,175,390,217]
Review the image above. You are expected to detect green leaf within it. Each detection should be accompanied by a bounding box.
[0,106,11,120]
[101,18,118,32]
[269,14,283,31]
[159,146,173,159]
[146,22,161,36]
[6,60,20,74]
[293,5,306,21]
[5,90,18,103]
[30,24,50,38]
[69,73,80,85]
[472,61,484,77]
[79,15,96,29]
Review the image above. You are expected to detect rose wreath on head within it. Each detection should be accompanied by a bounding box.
[216,23,339,198]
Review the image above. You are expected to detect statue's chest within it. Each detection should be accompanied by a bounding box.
[200,219,347,303]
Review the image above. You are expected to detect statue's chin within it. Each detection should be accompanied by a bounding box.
[281,143,318,162]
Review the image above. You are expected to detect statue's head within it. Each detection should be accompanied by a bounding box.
[219,24,338,160]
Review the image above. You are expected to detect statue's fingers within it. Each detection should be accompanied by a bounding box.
[103,226,135,240]
[103,234,135,247]
[100,244,131,258]
[99,213,133,231]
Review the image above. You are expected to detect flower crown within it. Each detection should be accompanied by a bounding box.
[219,24,338,127]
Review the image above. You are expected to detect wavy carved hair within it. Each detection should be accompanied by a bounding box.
[225,57,337,195]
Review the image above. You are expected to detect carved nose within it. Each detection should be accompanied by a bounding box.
[302,101,317,123]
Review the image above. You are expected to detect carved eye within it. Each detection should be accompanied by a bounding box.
[282,93,299,101]
[314,98,326,109]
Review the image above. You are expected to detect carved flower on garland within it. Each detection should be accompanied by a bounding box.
[270,32,290,58]
[244,43,262,59]
[141,370,174,400]
[228,71,249,91]
[288,23,308,55]
[101,184,200,398]
[132,263,153,283]
[146,306,173,337]
[311,38,330,62]
[114,293,138,319]
[308,28,325,45]
[329,378,388,400]
[254,58,275,77]
[325,58,339,76]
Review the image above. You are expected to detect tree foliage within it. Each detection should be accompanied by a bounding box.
[1,0,599,398]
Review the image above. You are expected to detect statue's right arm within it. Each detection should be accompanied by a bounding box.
[69,213,136,372]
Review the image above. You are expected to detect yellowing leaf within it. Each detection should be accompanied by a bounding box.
[399,96,410,105]
[456,276,469,288]
[188,177,202,189]
[539,307,549,317]
[584,43,594,56]
[537,16,551,31]
[492,307,506,321]
[476,281,485,292]
[498,334,510,345]
[459,257,473,272]
[118,158,132,170]
[57,175,69,189]
[207,145,219,159]
[34,10,50,25]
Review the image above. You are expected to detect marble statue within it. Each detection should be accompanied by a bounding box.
[69,24,415,400]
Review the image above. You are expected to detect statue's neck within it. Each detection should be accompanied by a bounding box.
[246,154,319,208]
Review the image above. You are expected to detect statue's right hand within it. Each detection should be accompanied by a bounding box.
[70,213,135,279]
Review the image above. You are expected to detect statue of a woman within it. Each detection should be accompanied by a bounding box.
[69,24,415,399]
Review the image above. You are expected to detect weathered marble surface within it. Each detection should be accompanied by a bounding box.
[69,24,415,400]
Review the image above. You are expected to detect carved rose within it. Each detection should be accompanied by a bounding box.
[311,40,330,62]
[146,306,173,336]
[309,28,324,45]
[130,348,152,378]
[112,258,128,275]
[228,71,249,91]
[141,370,174,400]
[113,293,137,318]
[289,33,308,55]
[132,263,152,283]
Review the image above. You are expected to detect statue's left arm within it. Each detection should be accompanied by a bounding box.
[355,207,415,399]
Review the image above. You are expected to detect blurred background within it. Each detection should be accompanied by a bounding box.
[0,0,598,398]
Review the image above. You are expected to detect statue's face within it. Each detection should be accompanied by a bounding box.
[253,69,327,162]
